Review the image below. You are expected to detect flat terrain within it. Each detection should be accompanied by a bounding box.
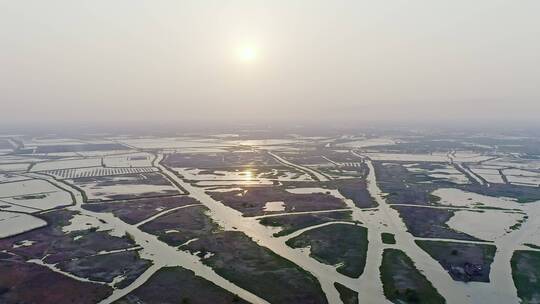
[380,248,445,304]
[286,223,368,278]
[416,240,496,282]
[208,186,347,216]
[0,252,113,304]
[334,282,358,304]
[511,250,540,304]
[1,132,539,304]
[183,231,328,304]
[259,211,353,237]
[114,266,248,304]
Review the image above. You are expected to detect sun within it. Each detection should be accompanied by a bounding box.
[238,46,257,62]
[242,170,254,181]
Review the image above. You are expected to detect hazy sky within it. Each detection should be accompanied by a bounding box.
[1,1,539,127]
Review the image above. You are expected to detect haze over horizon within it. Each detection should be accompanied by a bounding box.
[2,4,540,302]
[1,1,539,127]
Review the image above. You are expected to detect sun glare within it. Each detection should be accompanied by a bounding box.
[238,46,257,62]
[242,170,254,181]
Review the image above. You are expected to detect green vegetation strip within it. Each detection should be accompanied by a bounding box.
[511,250,540,304]
[381,233,396,245]
[415,240,495,283]
[523,243,540,250]
[259,211,353,237]
[380,248,445,304]
[334,282,358,304]
[115,267,246,304]
[184,231,328,304]
[286,223,368,278]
